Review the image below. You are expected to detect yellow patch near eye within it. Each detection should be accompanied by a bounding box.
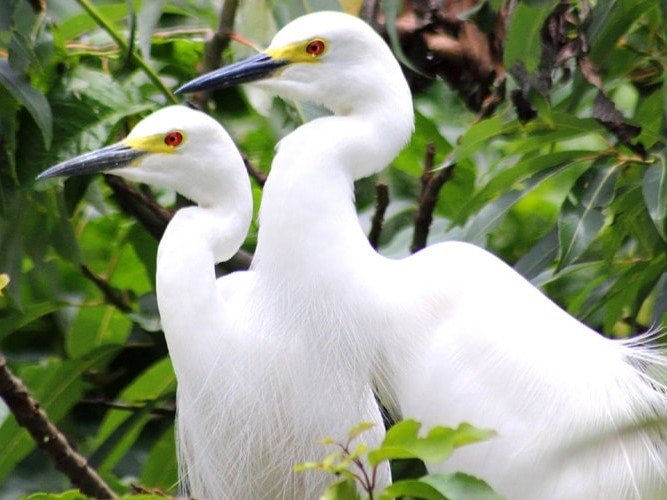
[124,132,186,154]
[266,38,327,64]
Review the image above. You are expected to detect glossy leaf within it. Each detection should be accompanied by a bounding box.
[382,472,501,500]
[557,199,605,270]
[66,305,133,358]
[140,425,178,489]
[0,59,52,149]
[93,357,176,471]
[587,0,657,65]
[368,419,494,467]
[504,2,554,73]
[137,1,165,59]
[643,156,667,241]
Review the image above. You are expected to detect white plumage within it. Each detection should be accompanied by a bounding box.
[177,11,667,499]
[38,105,389,499]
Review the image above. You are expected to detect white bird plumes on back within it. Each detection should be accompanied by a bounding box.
[38,105,389,499]
[177,10,667,499]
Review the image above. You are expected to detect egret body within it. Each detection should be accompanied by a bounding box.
[38,105,388,499]
[178,11,667,499]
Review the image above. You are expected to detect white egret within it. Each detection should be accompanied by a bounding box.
[38,107,388,498]
[178,11,667,499]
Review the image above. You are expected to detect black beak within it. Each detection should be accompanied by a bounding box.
[175,52,288,94]
[37,142,146,180]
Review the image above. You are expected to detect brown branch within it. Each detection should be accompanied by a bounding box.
[104,175,253,271]
[79,397,175,418]
[192,0,241,110]
[368,182,390,250]
[0,355,117,499]
[411,144,455,253]
[105,175,172,240]
[361,0,382,29]
[81,264,133,313]
[27,0,45,13]
[243,154,267,187]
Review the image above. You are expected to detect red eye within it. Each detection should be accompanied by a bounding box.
[164,131,183,147]
[306,39,325,56]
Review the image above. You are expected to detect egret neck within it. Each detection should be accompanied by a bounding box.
[156,166,252,383]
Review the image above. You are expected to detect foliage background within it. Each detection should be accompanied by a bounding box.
[0,0,665,496]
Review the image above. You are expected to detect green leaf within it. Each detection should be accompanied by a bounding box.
[557,198,605,270]
[348,421,376,440]
[137,0,166,59]
[642,156,667,241]
[574,164,620,209]
[381,479,447,500]
[556,163,618,269]
[56,3,134,43]
[0,59,52,149]
[368,420,494,467]
[453,116,521,164]
[66,304,133,358]
[461,161,587,244]
[93,357,176,469]
[514,228,558,280]
[588,0,657,65]
[24,491,87,500]
[455,150,595,224]
[504,2,554,73]
[382,0,427,76]
[320,478,360,500]
[0,301,61,341]
[422,472,501,500]
[602,255,666,333]
[140,425,178,490]
[382,472,501,500]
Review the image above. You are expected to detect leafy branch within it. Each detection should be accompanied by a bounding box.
[0,355,116,499]
[74,0,176,103]
[412,144,455,254]
[298,420,498,500]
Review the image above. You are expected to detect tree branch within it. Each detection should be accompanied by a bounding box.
[74,0,176,104]
[411,144,455,253]
[0,355,117,499]
[243,154,267,187]
[81,264,134,313]
[368,182,390,250]
[192,0,242,110]
[79,397,176,418]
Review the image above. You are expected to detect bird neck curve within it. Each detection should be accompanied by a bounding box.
[155,199,251,379]
[253,84,412,278]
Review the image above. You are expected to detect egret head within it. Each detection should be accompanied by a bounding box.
[176,11,412,116]
[37,105,246,206]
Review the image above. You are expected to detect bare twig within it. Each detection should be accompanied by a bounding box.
[79,397,175,418]
[75,0,176,104]
[81,264,133,313]
[26,0,45,13]
[104,175,173,240]
[368,182,390,249]
[411,144,455,253]
[192,0,241,110]
[104,175,253,271]
[0,355,117,499]
[243,154,267,187]
[361,0,382,29]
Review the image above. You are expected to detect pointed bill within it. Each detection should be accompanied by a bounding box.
[37,142,146,180]
[175,52,288,94]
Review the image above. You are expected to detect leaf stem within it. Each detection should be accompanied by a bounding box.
[74,0,177,103]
